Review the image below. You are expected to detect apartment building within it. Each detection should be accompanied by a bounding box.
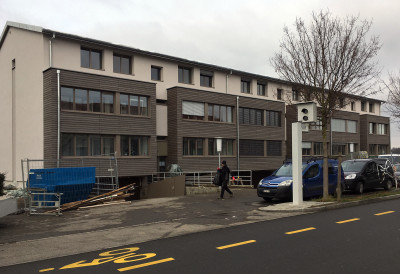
[0,22,390,185]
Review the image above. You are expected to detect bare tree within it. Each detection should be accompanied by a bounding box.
[271,10,381,199]
[385,71,400,119]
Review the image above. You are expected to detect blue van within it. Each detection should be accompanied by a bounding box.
[257,159,344,201]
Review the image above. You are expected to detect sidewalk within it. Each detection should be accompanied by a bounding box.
[1,188,399,267]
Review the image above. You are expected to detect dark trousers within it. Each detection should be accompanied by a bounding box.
[220,181,232,198]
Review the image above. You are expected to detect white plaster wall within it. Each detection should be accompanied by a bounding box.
[156,105,168,136]
[0,27,45,184]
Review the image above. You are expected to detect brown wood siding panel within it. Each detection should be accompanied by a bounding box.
[43,68,157,176]
[167,87,286,171]
[360,114,390,150]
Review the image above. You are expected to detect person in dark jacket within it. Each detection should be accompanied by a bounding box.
[219,160,233,199]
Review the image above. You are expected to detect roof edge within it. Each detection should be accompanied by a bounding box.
[0,21,43,48]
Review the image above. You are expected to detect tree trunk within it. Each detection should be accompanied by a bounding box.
[322,127,329,199]
[336,153,342,201]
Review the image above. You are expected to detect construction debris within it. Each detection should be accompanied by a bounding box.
[47,183,135,213]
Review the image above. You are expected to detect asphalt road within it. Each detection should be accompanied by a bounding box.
[2,197,400,274]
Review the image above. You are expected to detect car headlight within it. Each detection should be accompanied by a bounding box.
[345,174,356,180]
[258,180,264,186]
[279,180,293,186]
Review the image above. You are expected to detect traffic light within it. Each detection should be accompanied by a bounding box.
[297,102,317,123]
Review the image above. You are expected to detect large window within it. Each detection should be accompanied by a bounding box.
[182,101,204,120]
[277,89,282,100]
[200,70,213,87]
[239,107,263,125]
[208,104,232,123]
[257,83,266,96]
[241,79,251,94]
[120,94,149,116]
[292,89,299,101]
[267,141,282,156]
[240,140,264,156]
[378,144,388,154]
[178,66,192,84]
[369,122,375,134]
[208,139,234,156]
[266,111,281,127]
[302,142,311,156]
[120,136,149,156]
[61,87,114,114]
[347,120,357,133]
[377,123,388,135]
[332,143,346,155]
[113,54,131,74]
[331,119,346,132]
[369,144,376,155]
[151,66,162,81]
[81,47,102,69]
[62,134,115,157]
[183,138,204,156]
[314,142,323,155]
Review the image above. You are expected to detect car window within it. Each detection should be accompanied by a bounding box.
[366,162,377,173]
[341,161,366,172]
[274,163,307,177]
[304,164,319,179]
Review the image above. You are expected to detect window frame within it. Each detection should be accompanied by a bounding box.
[257,82,266,96]
[183,137,204,156]
[120,93,149,116]
[151,66,162,81]
[266,110,281,127]
[208,138,234,156]
[61,134,115,157]
[241,79,251,94]
[208,104,233,123]
[113,53,131,74]
[61,87,115,114]
[182,101,205,120]
[239,107,264,126]
[178,66,192,84]
[81,47,102,70]
[200,70,213,87]
[120,135,150,156]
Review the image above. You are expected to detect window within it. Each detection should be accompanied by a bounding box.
[314,142,323,155]
[267,141,282,156]
[81,47,102,69]
[369,144,376,155]
[361,101,366,111]
[120,136,149,156]
[239,107,263,125]
[339,98,344,108]
[182,101,204,120]
[310,116,322,130]
[257,83,266,96]
[183,137,204,156]
[62,134,115,157]
[277,89,282,100]
[240,140,264,156]
[369,122,375,134]
[347,120,357,133]
[61,87,114,114]
[369,103,374,113]
[200,70,213,87]
[331,119,346,132]
[351,101,355,111]
[266,111,281,127]
[302,142,311,156]
[208,104,232,123]
[292,89,299,101]
[151,66,162,81]
[241,79,251,94]
[348,143,356,153]
[378,144,388,155]
[208,139,234,156]
[332,143,346,155]
[113,54,130,74]
[120,94,148,116]
[178,66,192,84]
[377,123,388,135]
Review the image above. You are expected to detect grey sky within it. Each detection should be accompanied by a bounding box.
[1,0,400,145]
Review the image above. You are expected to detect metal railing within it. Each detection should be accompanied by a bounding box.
[151,170,252,186]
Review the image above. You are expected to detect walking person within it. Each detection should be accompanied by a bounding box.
[219,160,233,199]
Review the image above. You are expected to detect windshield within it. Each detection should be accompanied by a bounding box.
[274,163,307,177]
[341,161,366,172]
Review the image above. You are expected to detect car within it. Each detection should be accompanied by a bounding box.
[393,163,400,183]
[257,158,344,201]
[341,158,395,194]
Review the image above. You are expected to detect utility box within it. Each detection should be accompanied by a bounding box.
[297,102,317,123]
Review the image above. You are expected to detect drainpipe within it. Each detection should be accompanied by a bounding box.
[49,33,55,67]
[236,96,240,177]
[226,70,232,93]
[57,70,61,167]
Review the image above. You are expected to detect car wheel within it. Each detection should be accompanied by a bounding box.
[263,197,272,202]
[354,181,364,194]
[384,179,393,190]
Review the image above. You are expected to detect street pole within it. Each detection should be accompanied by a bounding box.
[292,121,303,205]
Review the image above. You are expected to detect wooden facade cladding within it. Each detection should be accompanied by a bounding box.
[360,114,391,151]
[43,68,157,177]
[167,87,286,172]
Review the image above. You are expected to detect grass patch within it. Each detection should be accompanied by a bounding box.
[312,189,400,203]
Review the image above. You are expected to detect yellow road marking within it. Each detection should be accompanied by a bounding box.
[216,240,256,250]
[285,227,316,235]
[336,218,360,224]
[39,268,54,272]
[375,211,395,216]
[118,258,175,272]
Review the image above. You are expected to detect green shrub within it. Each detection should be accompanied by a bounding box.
[0,172,5,196]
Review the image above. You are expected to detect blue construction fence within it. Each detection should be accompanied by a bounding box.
[28,167,96,205]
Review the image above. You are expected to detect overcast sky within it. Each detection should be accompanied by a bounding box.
[1,0,400,146]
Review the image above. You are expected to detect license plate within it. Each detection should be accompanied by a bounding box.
[263,190,270,193]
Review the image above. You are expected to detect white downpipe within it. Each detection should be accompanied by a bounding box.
[57,70,60,167]
[236,96,240,178]
[49,33,55,67]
